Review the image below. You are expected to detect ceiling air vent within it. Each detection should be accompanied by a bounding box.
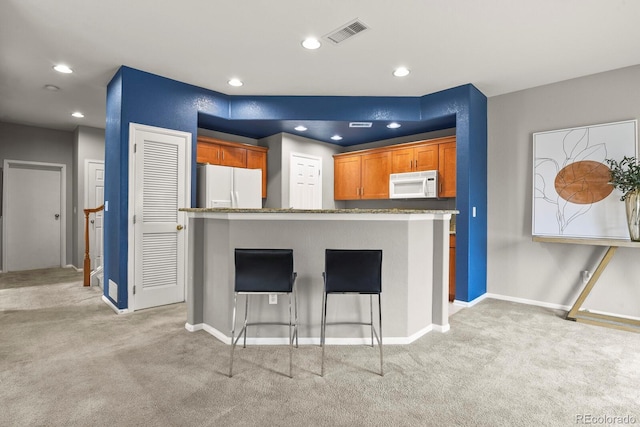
[349,122,372,128]
[323,19,369,45]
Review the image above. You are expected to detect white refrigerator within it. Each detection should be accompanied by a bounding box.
[197,165,262,208]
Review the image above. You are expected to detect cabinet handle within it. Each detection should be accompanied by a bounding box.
[222,151,225,160]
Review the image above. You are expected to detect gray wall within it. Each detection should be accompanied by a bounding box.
[0,121,74,271]
[488,64,640,317]
[73,126,105,267]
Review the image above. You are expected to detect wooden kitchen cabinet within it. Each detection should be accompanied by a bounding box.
[197,136,268,198]
[391,143,439,173]
[438,140,456,198]
[334,135,455,200]
[334,151,391,200]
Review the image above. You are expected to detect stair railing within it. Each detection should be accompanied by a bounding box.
[84,205,104,286]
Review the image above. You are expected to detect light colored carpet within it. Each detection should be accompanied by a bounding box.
[1,269,639,426]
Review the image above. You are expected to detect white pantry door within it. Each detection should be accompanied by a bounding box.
[289,152,322,209]
[3,161,65,271]
[130,124,191,311]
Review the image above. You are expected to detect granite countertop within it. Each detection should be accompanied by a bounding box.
[180,207,459,215]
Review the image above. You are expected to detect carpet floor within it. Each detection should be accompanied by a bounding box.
[1,268,639,426]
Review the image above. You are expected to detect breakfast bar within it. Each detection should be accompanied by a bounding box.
[181,208,457,344]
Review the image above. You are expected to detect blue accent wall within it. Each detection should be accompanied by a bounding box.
[104,66,487,309]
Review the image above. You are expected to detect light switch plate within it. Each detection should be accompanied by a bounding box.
[269,294,277,304]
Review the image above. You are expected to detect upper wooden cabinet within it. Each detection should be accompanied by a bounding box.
[196,136,268,198]
[438,140,456,198]
[334,135,456,200]
[391,143,439,173]
[334,151,391,200]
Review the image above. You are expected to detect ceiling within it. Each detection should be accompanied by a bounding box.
[2,0,640,145]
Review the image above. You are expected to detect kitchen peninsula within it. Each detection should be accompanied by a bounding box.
[181,208,457,344]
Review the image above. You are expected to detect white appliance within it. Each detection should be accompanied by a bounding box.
[389,170,438,199]
[197,164,262,208]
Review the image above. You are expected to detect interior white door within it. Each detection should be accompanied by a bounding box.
[3,161,64,271]
[131,124,190,311]
[86,160,105,270]
[289,153,322,209]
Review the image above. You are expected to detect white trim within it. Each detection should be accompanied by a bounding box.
[485,293,571,311]
[185,210,455,222]
[101,295,130,314]
[68,265,81,272]
[2,159,67,271]
[485,293,640,322]
[432,324,450,333]
[191,322,435,345]
[452,292,488,308]
[185,322,203,332]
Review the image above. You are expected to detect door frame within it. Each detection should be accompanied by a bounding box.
[289,152,322,209]
[2,159,67,271]
[127,123,192,311]
[84,159,105,275]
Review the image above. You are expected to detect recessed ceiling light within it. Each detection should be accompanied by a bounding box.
[387,122,401,129]
[228,78,243,87]
[44,84,60,91]
[71,112,84,118]
[302,37,321,50]
[294,125,308,131]
[393,67,410,77]
[53,64,73,74]
[331,135,343,141]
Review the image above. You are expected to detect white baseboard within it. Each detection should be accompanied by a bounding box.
[67,264,81,272]
[101,295,129,314]
[485,293,571,311]
[188,322,434,345]
[453,293,488,308]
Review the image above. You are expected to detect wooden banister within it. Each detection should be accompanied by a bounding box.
[84,205,104,286]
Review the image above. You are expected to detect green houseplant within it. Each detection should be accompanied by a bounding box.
[605,156,640,241]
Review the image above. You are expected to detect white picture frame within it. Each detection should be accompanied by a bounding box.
[532,119,638,239]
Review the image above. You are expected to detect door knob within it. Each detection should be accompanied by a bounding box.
[177,225,184,231]
[55,214,60,220]
[90,219,95,224]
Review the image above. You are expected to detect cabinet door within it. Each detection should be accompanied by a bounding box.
[196,142,221,164]
[391,147,415,173]
[361,151,391,199]
[247,150,267,198]
[414,144,439,171]
[334,155,362,200]
[438,141,456,198]
[219,145,246,168]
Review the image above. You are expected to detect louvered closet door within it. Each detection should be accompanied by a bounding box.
[133,128,189,310]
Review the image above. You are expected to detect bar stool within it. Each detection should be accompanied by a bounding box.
[229,249,298,378]
[321,249,383,376]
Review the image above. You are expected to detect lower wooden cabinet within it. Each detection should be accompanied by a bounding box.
[197,136,268,198]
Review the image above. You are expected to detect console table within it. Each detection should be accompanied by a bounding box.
[533,236,640,333]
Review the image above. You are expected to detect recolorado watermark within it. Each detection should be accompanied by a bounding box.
[576,414,637,424]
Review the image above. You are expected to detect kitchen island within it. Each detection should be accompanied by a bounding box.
[181,208,457,344]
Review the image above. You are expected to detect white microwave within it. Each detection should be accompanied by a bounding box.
[389,170,438,199]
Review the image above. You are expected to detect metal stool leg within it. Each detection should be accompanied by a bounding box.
[370,294,374,347]
[378,293,383,376]
[321,291,328,377]
[242,295,249,348]
[229,292,238,377]
[288,292,293,378]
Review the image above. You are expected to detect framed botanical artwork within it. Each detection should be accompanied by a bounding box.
[532,119,638,239]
